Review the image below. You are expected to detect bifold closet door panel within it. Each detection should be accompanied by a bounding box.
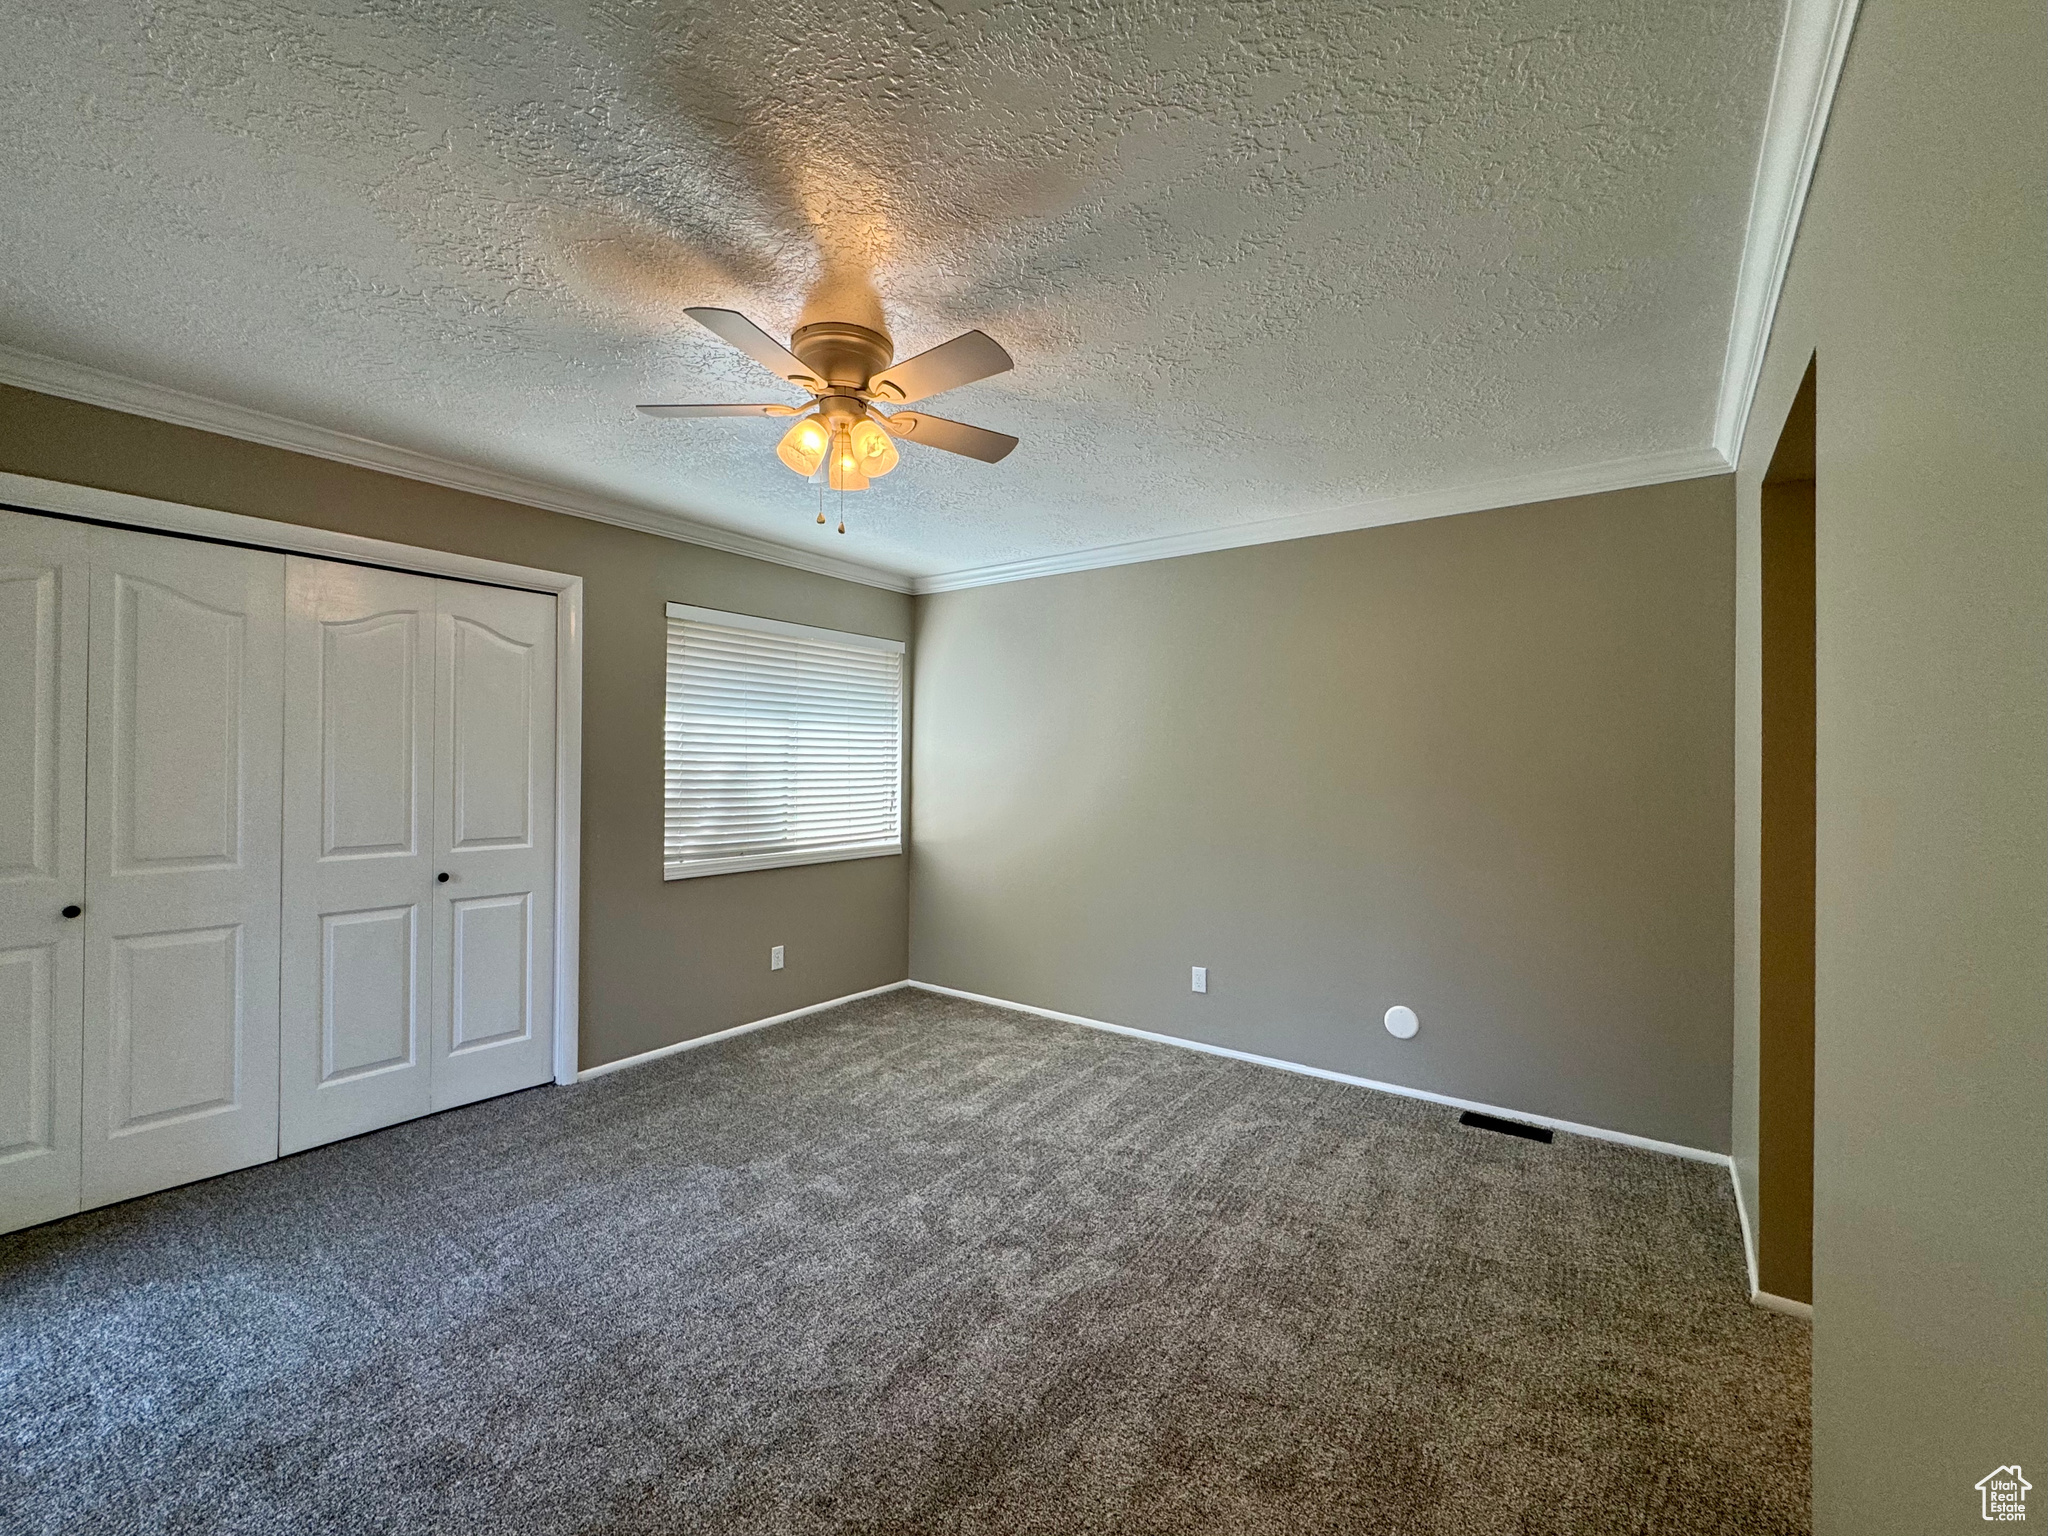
[280,558,437,1155]
[431,579,556,1111]
[80,525,284,1209]
[0,513,88,1234]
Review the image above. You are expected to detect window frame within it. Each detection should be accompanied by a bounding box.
[662,601,906,881]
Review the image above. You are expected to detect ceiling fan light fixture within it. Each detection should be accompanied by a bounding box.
[776,413,831,477]
[847,417,900,478]
[644,308,1018,521]
[826,427,871,491]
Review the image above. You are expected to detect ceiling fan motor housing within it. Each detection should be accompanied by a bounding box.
[790,321,893,394]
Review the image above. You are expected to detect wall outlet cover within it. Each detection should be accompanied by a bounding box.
[1191,966,1208,994]
[770,945,785,971]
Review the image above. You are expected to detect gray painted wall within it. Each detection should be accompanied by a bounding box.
[1734,0,2046,1527]
[0,383,913,1071]
[911,478,1736,1151]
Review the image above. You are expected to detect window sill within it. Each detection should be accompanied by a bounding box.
[664,844,902,881]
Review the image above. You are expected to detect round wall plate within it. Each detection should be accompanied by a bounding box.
[1384,1004,1419,1040]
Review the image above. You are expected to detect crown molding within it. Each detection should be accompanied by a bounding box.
[1712,0,1862,466]
[0,344,915,594]
[1,342,1727,601]
[909,444,1731,594]
[917,0,1862,599]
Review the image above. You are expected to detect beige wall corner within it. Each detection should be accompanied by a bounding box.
[911,476,1737,1152]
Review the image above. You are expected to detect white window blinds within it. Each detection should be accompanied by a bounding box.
[664,603,905,879]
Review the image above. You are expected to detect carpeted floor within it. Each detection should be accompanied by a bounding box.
[1,987,1808,1535]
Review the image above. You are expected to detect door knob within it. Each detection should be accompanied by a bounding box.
[61,904,82,919]
[437,872,450,883]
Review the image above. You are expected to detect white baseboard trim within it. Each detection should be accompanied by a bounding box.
[907,980,1726,1165]
[573,980,912,1081]
[1732,1162,1763,1293]
[580,976,1798,1314]
[1729,1166,1815,1321]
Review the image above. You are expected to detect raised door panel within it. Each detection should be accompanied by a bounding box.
[321,906,417,1079]
[450,619,533,850]
[323,613,420,858]
[111,575,244,871]
[432,581,555,1111]
[0,563,61,884]
[280,558,435,1155]
[449,893,529,1051]
[81,525,283,1209]
[107,926,241,1132]
[0,512,87,1235]
[0,947,55,1159]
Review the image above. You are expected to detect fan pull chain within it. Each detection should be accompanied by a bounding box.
[838,481,846,535]
[816,474,825,525]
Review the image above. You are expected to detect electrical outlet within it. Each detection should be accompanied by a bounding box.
[1191,966,1207,994]
[770,945,785,971]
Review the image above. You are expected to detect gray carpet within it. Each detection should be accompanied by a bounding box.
[1,988,1808,1534]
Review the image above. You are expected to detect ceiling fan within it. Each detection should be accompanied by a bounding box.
[639,308,1019,493]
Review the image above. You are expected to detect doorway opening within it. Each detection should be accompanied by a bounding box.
[1758,355,1817,1303]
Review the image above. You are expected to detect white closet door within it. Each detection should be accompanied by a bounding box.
[80,526,284,1208]
[431,579,555,1110]
[0,513,88,1234]
[279,558,437,1154]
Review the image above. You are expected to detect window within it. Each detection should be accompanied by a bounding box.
[663,603,904,879]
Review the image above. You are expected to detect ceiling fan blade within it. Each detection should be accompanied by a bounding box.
[866,330,1013,404]
[879,410,1019,464]
[636,402,800,418]
[682,307,823,389]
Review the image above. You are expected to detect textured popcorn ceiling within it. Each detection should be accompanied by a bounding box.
[0,2,1781,579]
